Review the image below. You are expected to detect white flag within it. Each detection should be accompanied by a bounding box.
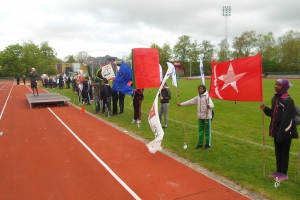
[168,62,177,87]
[159,64,163,82]
[200,58,205,86]
[146,63,173,153]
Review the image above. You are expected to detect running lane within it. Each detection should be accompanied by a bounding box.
[0,85,250,199]
[0,85,135,199]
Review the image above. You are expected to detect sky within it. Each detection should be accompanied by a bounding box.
[0,0,299,60]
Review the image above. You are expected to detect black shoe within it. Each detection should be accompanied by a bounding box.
[195,145,202,149]
[204,145,211,150]
[162,125,167,129]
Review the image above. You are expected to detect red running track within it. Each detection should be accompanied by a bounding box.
[0,83,252,200]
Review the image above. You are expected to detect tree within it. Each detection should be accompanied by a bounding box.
[255,32,276,54]
[232,30,257,57]
[39,41,58,74]
[74,51,90,64]
[278,30,300,72]
[63,55,76,63]
[0,44,23,76]
[0,40,59,77]
[217,39,230,61]
[254,32,279,72]
[20,41,42,74]
[173,35,192,75]
[173,35,192,62]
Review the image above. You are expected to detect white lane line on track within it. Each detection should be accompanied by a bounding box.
[47,107,141,200]
[0,81,9,90]
[0,82,14,120]
[124,105,299,156]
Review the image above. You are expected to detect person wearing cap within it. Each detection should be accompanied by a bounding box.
[260,79,298,182]
[159,83,171,128]
[177,84,214,150]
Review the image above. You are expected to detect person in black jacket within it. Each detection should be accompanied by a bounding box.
[66,75,71,89]
[159,83,171,128]
[15,74,20,85]
[111,88,119,116]
[22,75,26,85]
[58,75,64,89]
[118,91,125,114]
[131,88,144,123]
[28,68,39,96]
[260,78,298,182]
[81,76,91,105]
[101,78,112,117]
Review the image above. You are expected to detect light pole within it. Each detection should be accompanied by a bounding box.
[222,6,231,61]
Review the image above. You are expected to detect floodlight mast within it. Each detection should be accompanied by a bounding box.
[222,6,231,61]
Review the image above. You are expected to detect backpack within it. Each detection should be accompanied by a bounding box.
[294,105,300,125]
[284,96,300,125]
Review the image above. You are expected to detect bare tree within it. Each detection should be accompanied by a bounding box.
[74,51,90,64]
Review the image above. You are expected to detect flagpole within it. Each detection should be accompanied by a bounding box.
[174,87,188,147]
[262,109,266,177]
[295,149,300,182]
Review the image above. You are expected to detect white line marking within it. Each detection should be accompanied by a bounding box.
[124,106,299,156]
[47,107,141,200]
[0,83,14,120]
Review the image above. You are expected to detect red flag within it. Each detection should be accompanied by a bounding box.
[209,54,262,101]
[132,48,160,89]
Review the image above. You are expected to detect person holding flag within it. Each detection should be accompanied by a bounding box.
[177,84,214,150]
[260,79,298,182]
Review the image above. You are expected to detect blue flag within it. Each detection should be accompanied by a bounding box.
[112,61,133,95]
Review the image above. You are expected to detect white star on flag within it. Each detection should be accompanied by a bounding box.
[218,63,247,93]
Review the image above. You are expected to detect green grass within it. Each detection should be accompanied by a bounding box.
[44,79,300,200]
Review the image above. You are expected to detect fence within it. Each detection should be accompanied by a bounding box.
[0,77,15,81]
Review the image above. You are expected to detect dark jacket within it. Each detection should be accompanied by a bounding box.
[133,89,144,101]
[159,87,171,103]
[103,84,112,99]
[112,89,119,100]
[82,80,90,92]
[29,72,39,83]
[263,93,298,142]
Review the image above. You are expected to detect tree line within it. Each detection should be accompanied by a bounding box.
[0,29,299,77]
[150,29,300,76]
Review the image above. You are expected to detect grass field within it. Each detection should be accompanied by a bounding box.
[45,78,300,200]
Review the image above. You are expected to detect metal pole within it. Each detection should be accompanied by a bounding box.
[222,6,231,61]
[91,61,93,78]
[189,61,191,77]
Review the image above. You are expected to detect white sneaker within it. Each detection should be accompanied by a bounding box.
[137,120,141,124]
[131,119,137,123]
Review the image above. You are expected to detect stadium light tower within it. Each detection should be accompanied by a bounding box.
[222,6,231,60]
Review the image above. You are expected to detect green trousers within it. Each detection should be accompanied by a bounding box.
[198,119,211,147]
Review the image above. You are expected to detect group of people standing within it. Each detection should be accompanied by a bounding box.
[14,68,299,183]
[15,74,27,85]
[41,75,72,89]
[74,76,126,117]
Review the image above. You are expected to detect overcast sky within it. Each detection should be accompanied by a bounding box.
[0,0,299,60]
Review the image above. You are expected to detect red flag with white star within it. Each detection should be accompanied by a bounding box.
[209,54,262,101]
